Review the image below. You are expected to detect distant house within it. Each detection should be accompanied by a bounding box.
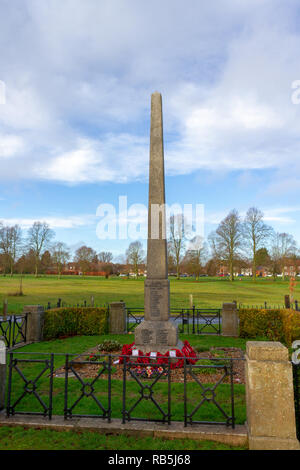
[283,263,300,277]
[218,265,229,276]
[241,268,252,276]
[256,266,270,277]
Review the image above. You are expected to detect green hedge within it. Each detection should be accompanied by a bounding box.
[239,308,300,345]
[43,307,108,340]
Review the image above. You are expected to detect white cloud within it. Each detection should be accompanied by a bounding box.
[1,0,300,188]
[205,206,300,229]
[263,207,300,225]
[0,214,96,229]
[34,134,148,183]
[0,134,24,158]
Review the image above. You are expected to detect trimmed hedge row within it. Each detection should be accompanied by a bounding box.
[43,307,108,340]
[239,308,300,345]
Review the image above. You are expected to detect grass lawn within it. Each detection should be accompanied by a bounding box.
[0,274,295,313]
[0,426,247,450]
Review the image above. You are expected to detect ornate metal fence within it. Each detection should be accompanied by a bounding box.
[184,357,235,427]
[176,308,221,335]
[7,353,54,419]
[122,355,171,424]
[64,354,111,420]
[0,314,27,348]
[126,307,144,332]
[45,299,107,310]
[6,351,241,428]
[127,307,222,335]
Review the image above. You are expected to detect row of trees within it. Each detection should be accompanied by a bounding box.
[0,207,299,280]
[113,207,300,281]
[0,221,115,277]
[208,208,297,281]
[0,222,54,277]
[166,207,298,281]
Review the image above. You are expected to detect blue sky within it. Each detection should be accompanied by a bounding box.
[1,0,300,258]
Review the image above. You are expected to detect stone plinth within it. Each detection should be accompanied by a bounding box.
[0,338,6,410]
[135,320,181,354]
[136,278,182,353]
[222,303,239,337]
[23,305,45,343]
[109,302,127,334]
[246,341,300,450]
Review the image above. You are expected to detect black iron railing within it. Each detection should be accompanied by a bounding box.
[127,307,222,335]
[7,353,54,419]
[126,308,144,332]
[176,308,221,335]
[64,353,111,420]
[122,356,171,424]
[6,351,241,428]
[45,299,107,310]
[184,358,235,427]
[0,314,27,348]
[238,303,300,310]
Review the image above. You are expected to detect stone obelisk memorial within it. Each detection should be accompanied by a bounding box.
[135,92,182,354]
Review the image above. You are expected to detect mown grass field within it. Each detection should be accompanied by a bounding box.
[0,274,297,313]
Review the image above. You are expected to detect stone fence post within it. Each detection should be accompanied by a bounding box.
[246,341,300,450]
[23,305,45,343]
[221,302,239,337]
[0,338,6,410]
[109,302,127,334]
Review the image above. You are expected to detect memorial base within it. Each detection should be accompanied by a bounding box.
[134,320,182,354]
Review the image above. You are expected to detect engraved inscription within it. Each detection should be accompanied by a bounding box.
[150,284,163,317]
[156,329,168,345]
[141,329,153,344]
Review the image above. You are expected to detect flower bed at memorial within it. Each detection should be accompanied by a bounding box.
[53,342,245,384]
[117,340,197,367]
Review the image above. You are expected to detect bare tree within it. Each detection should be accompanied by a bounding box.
[209,210,243,281]
[184,236,208,280]
[51,242,70,278]
[168,214,188,280]
[27,222,55,277]
[126,241,145,277]
[207,231,222,274]
[167,241,177,275]
[243,207,273,281]
[74,245,97,276]
[269,232,297,280]
[0,225,23,276]
[98,251,113,263]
